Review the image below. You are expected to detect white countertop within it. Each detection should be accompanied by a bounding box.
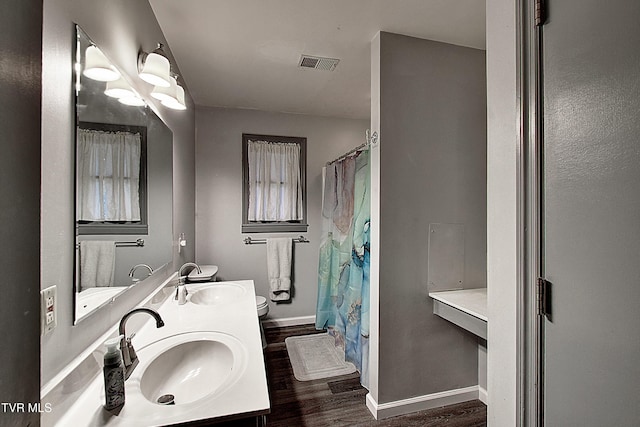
[76,287,129,319]
[429,288,487,322]
[56,280,269,426]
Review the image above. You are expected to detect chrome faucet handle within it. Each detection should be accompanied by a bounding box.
[126,335,138,366]
[174,275,190,300]
[174,281,184,300]
[175,281,189,304]
[120,335,131,365]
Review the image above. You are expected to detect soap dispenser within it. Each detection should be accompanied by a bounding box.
[103,336,126,411]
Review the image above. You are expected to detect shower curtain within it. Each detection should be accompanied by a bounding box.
[316,149,370,388]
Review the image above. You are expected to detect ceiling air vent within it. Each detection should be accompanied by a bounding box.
[298,55,340,71]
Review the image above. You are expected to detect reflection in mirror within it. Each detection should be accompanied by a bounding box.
[74,25,173,323]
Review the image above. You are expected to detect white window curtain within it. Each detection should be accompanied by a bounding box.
[77,128,141,221]
[247,140,302,221]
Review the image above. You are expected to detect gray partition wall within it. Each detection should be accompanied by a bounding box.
[0,0,43,425]
[375,32,486,405]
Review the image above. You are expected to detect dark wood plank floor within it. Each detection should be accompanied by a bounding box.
[215,324,486,427]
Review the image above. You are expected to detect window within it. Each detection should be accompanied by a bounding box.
[242,133,308,233]
[76,122,147,235]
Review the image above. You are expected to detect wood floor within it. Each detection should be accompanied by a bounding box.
[215,325,486,427]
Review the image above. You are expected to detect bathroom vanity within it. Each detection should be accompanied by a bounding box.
[47,278,270,426]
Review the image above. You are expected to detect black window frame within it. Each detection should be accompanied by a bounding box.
[241,133,308,233]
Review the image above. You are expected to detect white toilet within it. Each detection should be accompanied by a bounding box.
[256,296,269,349]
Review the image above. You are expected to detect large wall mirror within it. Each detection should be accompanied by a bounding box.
[74,25,173,323]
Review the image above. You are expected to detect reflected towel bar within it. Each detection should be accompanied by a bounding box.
[243,236,309,245]
[116,238,145,247]
[76,238,145,249]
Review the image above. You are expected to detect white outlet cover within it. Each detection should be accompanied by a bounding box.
[41,285,57,335]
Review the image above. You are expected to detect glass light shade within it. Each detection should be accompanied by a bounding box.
[104,78,136,99]
[118,94,146,107]
[161,84,187,110]
[150,76,177,103]
[138,52,171,87]
[83,45,120,82]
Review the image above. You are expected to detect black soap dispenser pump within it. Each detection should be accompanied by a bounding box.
[103,335,126,411]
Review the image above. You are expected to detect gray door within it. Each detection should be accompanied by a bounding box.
[542,0,640,425]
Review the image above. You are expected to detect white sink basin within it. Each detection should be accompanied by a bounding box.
[189,283,246,305]
[137,332,247,406]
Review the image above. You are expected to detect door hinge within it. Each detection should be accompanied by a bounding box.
[535,0,546,26]
[536,277,550,317]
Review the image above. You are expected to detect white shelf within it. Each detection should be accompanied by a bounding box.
[429,288,487,339]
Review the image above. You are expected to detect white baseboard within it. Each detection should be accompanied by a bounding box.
[365,385,480,420]
[262,315,315,329]
[478,386,488,405]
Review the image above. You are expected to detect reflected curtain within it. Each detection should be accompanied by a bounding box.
[247,140,302,221]
[77,128,141,221]
[316,149,370,388]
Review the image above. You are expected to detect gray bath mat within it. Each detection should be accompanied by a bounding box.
[285,334,356,381]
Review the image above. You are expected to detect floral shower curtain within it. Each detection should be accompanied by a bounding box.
[316,149,370,388]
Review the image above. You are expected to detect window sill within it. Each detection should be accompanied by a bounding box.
[77,224,148,235]
[241,223,308,234]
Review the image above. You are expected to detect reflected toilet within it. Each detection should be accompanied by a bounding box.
[256,296,269,349]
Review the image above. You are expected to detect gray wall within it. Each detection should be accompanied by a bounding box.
[0,0,42,425]
[41,0,196,386]
[376,32,486,403]
[195,107,368,320]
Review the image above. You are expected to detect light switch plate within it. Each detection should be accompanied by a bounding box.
[41,285,57,335]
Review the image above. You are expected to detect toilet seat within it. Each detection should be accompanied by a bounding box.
[256,295,268,309]
[256,295,269,317]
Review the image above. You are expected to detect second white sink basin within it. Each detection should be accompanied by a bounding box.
[137,332,247,406]
[189,283,246,305]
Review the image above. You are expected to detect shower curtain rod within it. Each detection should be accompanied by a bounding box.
[326,129,377,166]
[326,141,369,166]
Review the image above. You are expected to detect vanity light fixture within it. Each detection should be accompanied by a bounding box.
[161,84,187,110]
[83,45,120,82]
[104,77,136,99]
[138,43,171,87]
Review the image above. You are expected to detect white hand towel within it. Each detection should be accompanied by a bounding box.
[267,237,292,301]
[80,241,116,291]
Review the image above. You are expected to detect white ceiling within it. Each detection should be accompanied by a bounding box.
[149,0,486,120]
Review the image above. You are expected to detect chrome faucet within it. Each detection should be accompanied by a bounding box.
[118,308,164,379]
[128,264,153,282]
[175,262,202,302]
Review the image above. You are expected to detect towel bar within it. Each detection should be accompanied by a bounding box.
[76,238,145,249]
[243,235,309,245]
